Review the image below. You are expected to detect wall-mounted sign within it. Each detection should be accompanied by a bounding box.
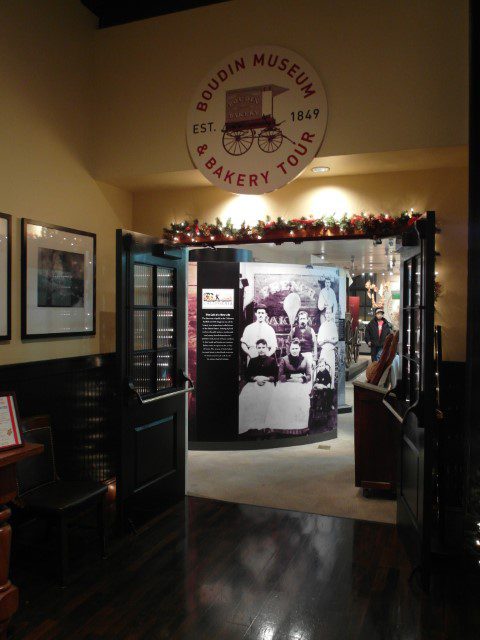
[186,45,328,195]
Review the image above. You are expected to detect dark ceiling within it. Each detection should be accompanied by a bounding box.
[81,0,229,28]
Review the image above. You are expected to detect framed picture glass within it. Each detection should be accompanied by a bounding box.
[0,213,11,341]
[21,219,96,338]
[0,392,23,452]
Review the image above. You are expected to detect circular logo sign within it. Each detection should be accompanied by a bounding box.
[186,45,328,195]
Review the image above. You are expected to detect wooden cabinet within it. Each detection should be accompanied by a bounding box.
[0,442,43,639]
[353,381,398,495]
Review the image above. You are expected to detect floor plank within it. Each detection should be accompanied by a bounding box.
[9,497,480,639]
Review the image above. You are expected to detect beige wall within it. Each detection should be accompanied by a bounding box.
[0,1,133,365]
[0,1,469,365]
[92,0,468,185]
[133,166,468,361]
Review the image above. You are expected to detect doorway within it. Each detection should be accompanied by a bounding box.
[186,235,402,524]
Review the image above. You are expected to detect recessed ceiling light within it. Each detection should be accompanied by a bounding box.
[311,166,330,174]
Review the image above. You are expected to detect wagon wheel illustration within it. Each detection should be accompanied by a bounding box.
[222,128,254,156]
[258,127,283,153]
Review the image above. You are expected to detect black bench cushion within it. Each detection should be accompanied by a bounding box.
[21,480,107,514]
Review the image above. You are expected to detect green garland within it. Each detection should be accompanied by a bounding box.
[164,210,422,244]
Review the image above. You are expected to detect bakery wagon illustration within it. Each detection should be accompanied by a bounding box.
[222,84,294,156]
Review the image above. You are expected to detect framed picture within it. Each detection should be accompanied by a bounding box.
[21,219,96,339]
[0,392,23,452]
[0,213,12,341]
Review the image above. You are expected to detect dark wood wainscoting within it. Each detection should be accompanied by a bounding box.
[0,353,117,483]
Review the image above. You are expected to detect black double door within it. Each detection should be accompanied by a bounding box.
[116,229,190,525]
[384,212,436,586]
[115,221,437,578]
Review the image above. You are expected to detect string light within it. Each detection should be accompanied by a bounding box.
[166,211,424,244]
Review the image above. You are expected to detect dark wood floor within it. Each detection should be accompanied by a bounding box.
[9,497,480,639]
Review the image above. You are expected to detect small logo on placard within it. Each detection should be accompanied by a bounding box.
[186,45,328,195]
[202,289,235,309]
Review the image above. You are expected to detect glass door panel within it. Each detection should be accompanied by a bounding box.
[132,353,154,396]
[405,311,412,354]
[157,309,175,348]
[157,352,174,391]
[407,360,420,405]
[134,264,153,306]
[130,263,177,398]
[412,257,421,307]
[405,262,413,307]
[157,267,174,307]
[133,310,153,351]
[413,309,422,360]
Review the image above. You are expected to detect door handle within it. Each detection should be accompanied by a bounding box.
[400,398,420,425]
[128,370,195,405]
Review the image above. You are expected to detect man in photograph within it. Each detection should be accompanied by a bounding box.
[240,304,277,361]
[288,309,317,366]
[318,277,338,324]
[317,309,338,380]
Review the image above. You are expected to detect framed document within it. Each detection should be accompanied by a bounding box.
[0,213,12,341]
[0,393,23,452]
[21,219,96,339]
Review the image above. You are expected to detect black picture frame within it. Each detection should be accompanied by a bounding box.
[0,391,24,452]
[21,219,96,339]
[0,212,12,341]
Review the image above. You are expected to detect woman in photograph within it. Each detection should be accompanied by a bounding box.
[308,358,335,431]
[264,339,312,434]
[317,309,338,376]
[239,339,278,434]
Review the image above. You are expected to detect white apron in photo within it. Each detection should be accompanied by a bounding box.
[239,381,275,434]
[264,381,311,433]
